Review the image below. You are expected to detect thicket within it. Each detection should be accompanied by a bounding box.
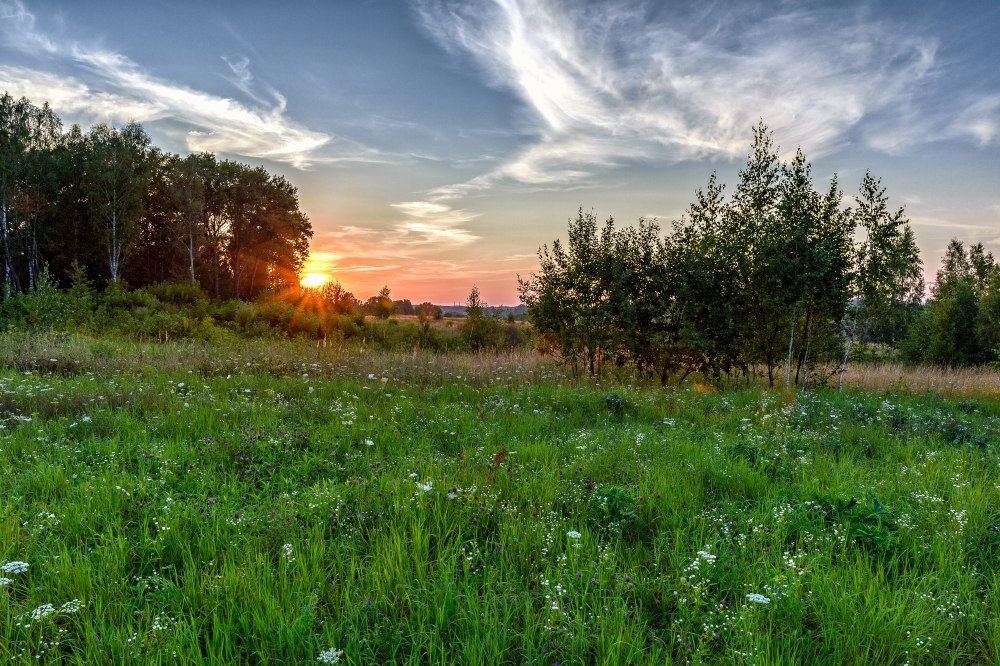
[519,124,997,384]
[901,239,1000,366]
[1,92,311,300]
[0,271,529,353]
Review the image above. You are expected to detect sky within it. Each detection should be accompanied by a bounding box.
[1,0,998,305]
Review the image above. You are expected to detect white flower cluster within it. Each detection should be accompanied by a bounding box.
[282,543,295,563]
[60,599,84,614]
[2,561,29,575]
[566,530,581,539]
[746,593,771,604]
[317,647,344,664]
[26,603,56,620]
[13,599,84,629]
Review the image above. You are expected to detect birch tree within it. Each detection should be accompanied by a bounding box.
[85,122,151,286]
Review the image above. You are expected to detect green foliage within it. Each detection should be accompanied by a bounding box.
[603,391,628,415]
[0,93,312,302]
[902,240,999,366]
[460,285,505,351]
[522,124,892,386]
[2,340,999,662]
[587,486,638,530]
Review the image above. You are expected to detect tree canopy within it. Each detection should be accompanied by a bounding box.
[0,92,311,300]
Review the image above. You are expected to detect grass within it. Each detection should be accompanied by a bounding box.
[1,334,999,663]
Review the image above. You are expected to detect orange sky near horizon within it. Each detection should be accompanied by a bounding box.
[299,248,535,307]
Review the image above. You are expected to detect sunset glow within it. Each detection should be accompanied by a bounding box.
[1,1,994,305]
[300,273,331,289]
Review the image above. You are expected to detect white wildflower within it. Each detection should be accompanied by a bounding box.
[26,603,56,620]
[746,593,771,604]
[566,530,582,539]
[1,561,29,575]
[318,647,344,664]
[60,599,84,613]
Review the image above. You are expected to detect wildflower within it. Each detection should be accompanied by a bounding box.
[26,603,56,620]
[318,647,344,664]
[0,577,12,587]
[1,561,29,575]
[60,599,84,613]
[416,482,432,492]
[746,593,771,604]
[566,530,582,539]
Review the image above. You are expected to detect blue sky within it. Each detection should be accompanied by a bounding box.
[1,0,998,303]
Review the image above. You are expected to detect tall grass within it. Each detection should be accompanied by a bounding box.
[1,336,998,663]
[841,362,1000,399]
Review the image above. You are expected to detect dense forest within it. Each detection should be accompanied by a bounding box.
[1,92,998,375]
[519,125,1000,382]
[0,92,311,300]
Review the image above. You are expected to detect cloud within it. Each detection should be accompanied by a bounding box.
[415,0,943,194]
[951,95,1000,147]
[0,0,347,168]
[391,201,480,245]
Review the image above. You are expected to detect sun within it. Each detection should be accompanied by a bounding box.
[300,273,331,289]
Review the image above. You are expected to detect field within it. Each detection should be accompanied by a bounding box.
[2,334,1000,664]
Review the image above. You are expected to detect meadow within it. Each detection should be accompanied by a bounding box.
[1,333,999,664]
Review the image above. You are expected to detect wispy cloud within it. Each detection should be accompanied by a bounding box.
[415,0,944,195]
[0,0,355,168]
[391,201,480,245]
[951,95,1000,147]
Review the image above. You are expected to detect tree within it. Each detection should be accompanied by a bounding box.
[85,122,152,286]
[417,301,441,322]
[365,285,394,319]
[838,171,912,387]
[667,172,745,380]
[461,285,504,351]
[904,239,995,366]
[392,298,414,315]
[320,281,359,314]
[519,209,621,375]
[170,153,210,284]
[0,94,60,297]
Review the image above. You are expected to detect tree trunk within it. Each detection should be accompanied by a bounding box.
[248,259,259,297]
[109,209,120,285]
[889,319,897,369]
[785,309,796,389]
[1,197,12,299]
[0,199,18,300]
[838,322,854,391]
[188,227,196,283]
[800,318,813,390]
[233,250,242,300]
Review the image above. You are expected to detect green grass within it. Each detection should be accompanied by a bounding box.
[1,336,999,664]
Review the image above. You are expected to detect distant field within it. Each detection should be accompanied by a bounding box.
[2,336,999,663]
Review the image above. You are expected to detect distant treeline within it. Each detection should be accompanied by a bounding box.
[1,92,311,300]
[520,124,1000,383]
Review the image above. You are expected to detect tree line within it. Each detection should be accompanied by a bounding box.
[520,124,999,383]
[0,92,311,301]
